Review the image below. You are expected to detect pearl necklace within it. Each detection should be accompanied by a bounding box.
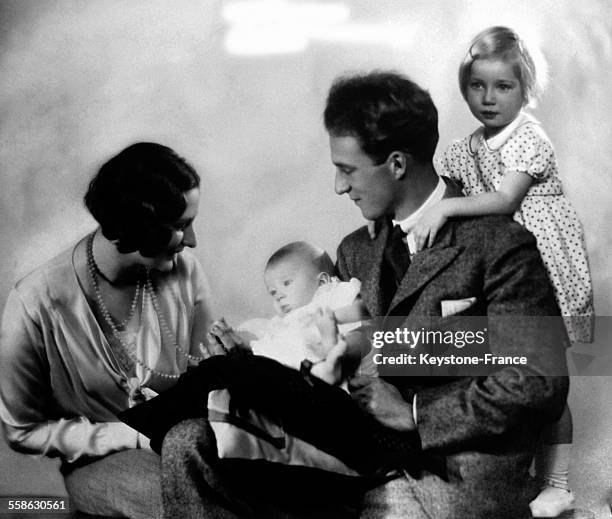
[144,270,204,363]
[87,232,203,380]
[89,254,141,331]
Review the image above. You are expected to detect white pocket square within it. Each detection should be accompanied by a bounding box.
[441,297,477,317]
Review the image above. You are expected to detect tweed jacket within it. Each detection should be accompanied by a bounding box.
[336,180,569,518]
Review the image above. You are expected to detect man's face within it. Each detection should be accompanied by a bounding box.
[329,135,397,221]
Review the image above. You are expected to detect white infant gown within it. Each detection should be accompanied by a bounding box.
[238,278,375,373]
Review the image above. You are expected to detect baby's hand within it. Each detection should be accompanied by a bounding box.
[413,204,448,251]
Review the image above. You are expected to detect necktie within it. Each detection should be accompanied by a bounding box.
[381,224,410,311]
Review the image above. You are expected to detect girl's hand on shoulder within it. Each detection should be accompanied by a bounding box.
[413,203,448,252]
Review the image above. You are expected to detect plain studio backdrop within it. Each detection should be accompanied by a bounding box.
[1,0,611,515]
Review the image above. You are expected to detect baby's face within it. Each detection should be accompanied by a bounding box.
[264,258,320,316]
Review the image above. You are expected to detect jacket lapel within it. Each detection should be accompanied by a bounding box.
[364,178,465,316]
[388,180,465,314]
[388,232,463,313]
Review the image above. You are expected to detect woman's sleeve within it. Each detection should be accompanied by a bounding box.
[188,256,214,356]
[501,125,555,180]
[0,289,143,462]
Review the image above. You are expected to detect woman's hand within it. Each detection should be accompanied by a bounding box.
[412,202,449,251]
[198,332,227,358]
[199,318,249,357]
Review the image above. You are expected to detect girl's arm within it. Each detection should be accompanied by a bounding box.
[414,171,533,250]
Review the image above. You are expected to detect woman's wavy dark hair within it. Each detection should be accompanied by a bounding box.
[85,142,200,257]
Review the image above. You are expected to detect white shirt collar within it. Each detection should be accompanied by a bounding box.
[392,176,446,252]
[392,176,446,233]
[485,111,530,150]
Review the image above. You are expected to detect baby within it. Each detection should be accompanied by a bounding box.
[119,242,375,455]
[217,241,375,378]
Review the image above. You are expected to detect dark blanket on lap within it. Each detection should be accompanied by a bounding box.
[118,351,441,478]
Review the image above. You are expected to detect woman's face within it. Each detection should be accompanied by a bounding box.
[139,187,201,272]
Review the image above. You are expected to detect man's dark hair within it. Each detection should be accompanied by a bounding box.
[323,71,439,164]
[84,142,200,257]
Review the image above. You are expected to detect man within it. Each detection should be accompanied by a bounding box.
[160,72,568,519]
[325,71,569,518]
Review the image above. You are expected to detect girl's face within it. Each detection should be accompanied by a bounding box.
[466,58,524,137]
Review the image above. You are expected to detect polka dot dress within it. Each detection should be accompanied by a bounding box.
[437,112,594,343]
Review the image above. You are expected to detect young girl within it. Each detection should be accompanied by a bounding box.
[413,26,594,518]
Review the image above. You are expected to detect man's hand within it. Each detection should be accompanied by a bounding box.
[349,376,416,431]
[412,201,449,251]
[311,336,348,385]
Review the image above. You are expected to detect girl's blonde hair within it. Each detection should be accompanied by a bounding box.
[458,26,543,105]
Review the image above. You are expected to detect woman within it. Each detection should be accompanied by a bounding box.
[0,142,213,518]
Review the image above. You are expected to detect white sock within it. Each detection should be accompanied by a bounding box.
[538,443,572,490]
